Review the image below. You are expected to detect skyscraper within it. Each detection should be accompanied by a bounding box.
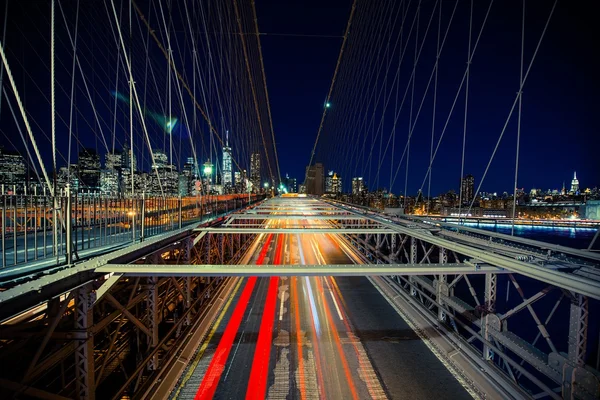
[222,132,233,192]
[352,177,365,195]
[325,170,334,193]
[0,148,26,187]
[152,149,168,169]
[105,152,121,170]
[332,173,342,194]
[570,171,580,194]
[250,152,261,193]
[78,148,101,191]
[121,145,137,172]
[283,173,297,193]
[460,174,475,204]
[305,163,324,195]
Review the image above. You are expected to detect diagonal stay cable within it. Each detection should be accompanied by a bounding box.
[464,0,557,220]
[251,0,281,184]
[305,0,358,183]
[232,0,275,185]
[131,0,245,176]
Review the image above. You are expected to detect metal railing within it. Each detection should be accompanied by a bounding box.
[0,189,262,269]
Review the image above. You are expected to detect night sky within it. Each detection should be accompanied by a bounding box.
[256,0,597,194]
[0,0,597,195]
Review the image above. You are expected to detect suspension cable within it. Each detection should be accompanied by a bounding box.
[511,0,525,236]
[0,41,54,194]
[306,0,358,182]
[457,0,474,221]
[251,0,281,184]
[464,0,557,218]
[232,0,275,185]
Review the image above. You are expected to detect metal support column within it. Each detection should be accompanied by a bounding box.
[483,273,498,360]
[65,185,72,265]
[184,277,191,326]
[140,192,145,242]
[437,247,448,322]
[178,196,182,229]
[74,284,95,400]
[146,276,158,370]
[390,234,397,262]
[568,294,588,367]
[409,236,417,296]
[206,234,211,264]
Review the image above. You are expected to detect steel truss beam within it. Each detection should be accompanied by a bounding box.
[326,200,600,299]
[336,209,600,400]
[97,263,502,276]
[195,227,394,234]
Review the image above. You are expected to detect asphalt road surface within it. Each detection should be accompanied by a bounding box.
[174,213,472,400]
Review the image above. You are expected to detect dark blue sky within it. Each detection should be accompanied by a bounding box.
[255,0,597,195]
[0,0,597,195]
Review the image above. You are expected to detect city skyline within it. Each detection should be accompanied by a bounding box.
[0,1,597,196]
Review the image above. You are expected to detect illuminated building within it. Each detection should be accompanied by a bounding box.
[325,170,334,193]
[222,132,233,192]
[181,157,200,196]
[56,165,79,193]
[352,177,365,195]
[460,174,475,204]
[121,145,137,172]
[105,152,121,170]
[152,149,168,169]
[331,173,342,194]
[250,153,261,193]
[0,148,26,187]
[570,171,580,194]
[78,148,101,192]
[283,173,297,193]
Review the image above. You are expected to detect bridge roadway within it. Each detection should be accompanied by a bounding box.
[170,207,472,399]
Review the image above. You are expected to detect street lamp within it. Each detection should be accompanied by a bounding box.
[203,160,213,177]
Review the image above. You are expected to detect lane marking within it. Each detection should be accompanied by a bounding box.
[315,277,359,400]
[195,228,274,399]
[194,277,258,400]
[279,289,286,321]
[292,277,306,400]
[246,234,284,400]
[172,278,243,398]
[329,289,344,321]
[245,277,280,400]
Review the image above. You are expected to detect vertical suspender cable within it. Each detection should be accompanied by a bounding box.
[405,6,419,208]
[251,0,281,185]
[306,0,358,184]
[511,0,525,236]
[51,0,57,192]
[428,0,441,214]
[67,1,80,179]
[458,0,473,222]
[464,0,557,218]
[0,45,54,195]
[0,1,7,127]
[129,0,135,199]
[232,0,275,185]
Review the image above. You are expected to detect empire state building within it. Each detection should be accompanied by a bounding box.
[570,171,580,194]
